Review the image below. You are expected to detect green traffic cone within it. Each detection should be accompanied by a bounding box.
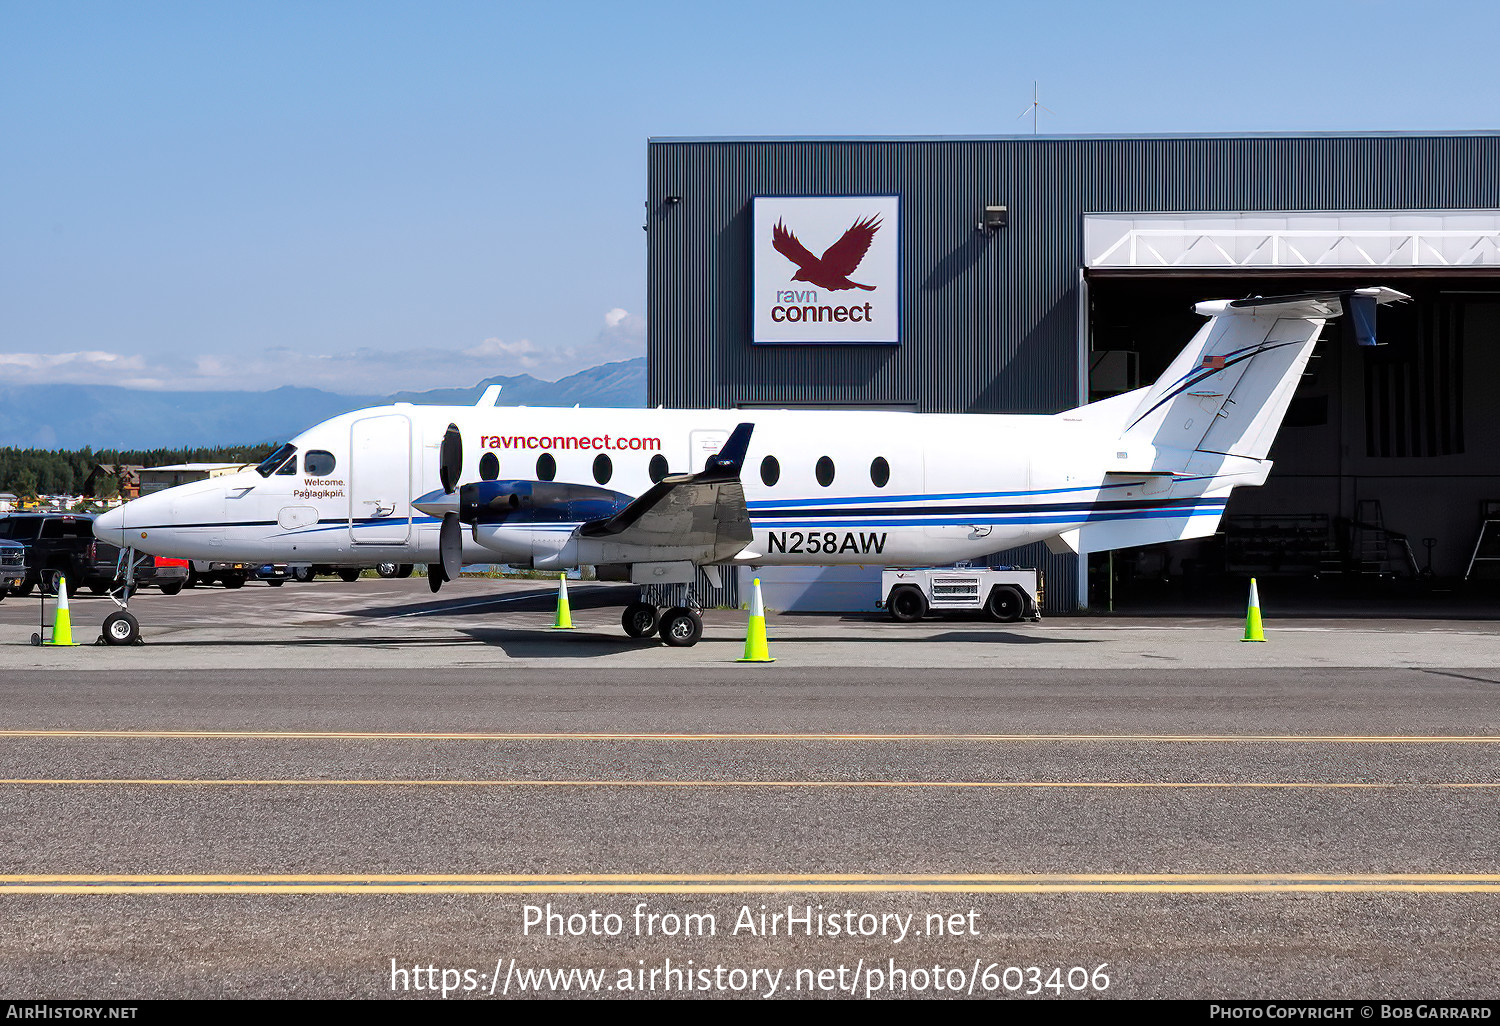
[1241,577,1266,642]
[44,575,80,647]
[551,573,576,630]
[737,577,774,663]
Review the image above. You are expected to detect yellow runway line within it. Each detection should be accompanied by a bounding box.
[1,778,1498,789]
[5,872,1500,895]
[2,730,1499,743]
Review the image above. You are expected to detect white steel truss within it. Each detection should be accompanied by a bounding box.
[1085,212,1500,270]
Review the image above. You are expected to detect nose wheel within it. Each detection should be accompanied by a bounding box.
[101,610,141,646]
[98,546,148,646]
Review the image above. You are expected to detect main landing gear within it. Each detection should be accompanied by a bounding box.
[621,600,703,647]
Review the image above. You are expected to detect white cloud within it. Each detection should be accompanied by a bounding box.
[1,309,647,394]
[0,350,145,373]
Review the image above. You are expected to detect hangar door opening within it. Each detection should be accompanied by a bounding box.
[1082,212,1500,611]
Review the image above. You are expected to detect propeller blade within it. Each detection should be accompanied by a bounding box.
[440,511,463,583]
[427,565,443,593]
[440,423,463,494]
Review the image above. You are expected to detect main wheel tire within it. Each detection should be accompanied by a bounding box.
[887,586,927,623]
[222,573,246,590]
[659,606,703,647]
[984,586,1025,623]
[376,562,399,578]
[266,578,284,587]
[159,581,184,597]
[291,567,315,583]
[102,610,140,646]
[621,602,659,639]
[395,564,414,579]
[337,569,361,583]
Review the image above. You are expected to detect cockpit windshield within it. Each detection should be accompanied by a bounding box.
[255,443,297,478]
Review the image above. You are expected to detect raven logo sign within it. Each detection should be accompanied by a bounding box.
[772,216,882,291]
[753,195,899,344]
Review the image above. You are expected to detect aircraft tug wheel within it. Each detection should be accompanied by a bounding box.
[659,607,702,647]
[291,566,315,582]
[222,573,246,589]
[89,583,109,595]
[337,569,362,583]
[159,581,185,597]
[621,602,659,639]
[102,610,140,646]
[887,586,927,623]
[266,578,284,587]
[396,564,414,579]
[984,586,1025,624]
[376,562,399,578]
[14,580,34,598]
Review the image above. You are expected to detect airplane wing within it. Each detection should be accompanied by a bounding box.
[578,423,754,562]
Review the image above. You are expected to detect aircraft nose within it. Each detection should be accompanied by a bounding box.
[93,505,126,547]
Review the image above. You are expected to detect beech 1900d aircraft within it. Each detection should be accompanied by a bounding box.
[93,288,1407,647]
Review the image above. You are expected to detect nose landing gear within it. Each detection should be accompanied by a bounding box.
[99,547,148,646]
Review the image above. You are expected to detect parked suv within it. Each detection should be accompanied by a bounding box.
[0,539,27,600]
[0,512,186,596]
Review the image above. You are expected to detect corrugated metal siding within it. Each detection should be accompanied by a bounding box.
[647,134,1500,611]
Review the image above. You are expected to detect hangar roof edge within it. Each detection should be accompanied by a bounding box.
[649,130,1500,144]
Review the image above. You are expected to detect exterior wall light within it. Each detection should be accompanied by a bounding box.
[978,205,1008,234]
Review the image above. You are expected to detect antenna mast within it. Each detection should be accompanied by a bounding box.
[1017,81,1054,135]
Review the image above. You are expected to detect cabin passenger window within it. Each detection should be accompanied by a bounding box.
[593,454,612,485]
[479,453,499,481]
[649,454,669,483]
[760,456,780,487]
[870,456,890,488]
[815,456,835,487]
[536,453,556,481]
[304,451,336,476]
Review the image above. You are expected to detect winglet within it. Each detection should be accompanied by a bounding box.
[700,423,754,481]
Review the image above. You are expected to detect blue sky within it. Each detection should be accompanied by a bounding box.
[2,0,1496,394]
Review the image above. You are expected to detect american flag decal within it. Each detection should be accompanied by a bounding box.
[1201,354,1226,370]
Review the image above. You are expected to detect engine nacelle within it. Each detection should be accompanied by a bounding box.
[459,479,631,526]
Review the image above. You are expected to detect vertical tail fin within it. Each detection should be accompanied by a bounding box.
[1119,287,1409,460]
[1051,288,1409,557]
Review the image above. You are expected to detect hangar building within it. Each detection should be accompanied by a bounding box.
[645,133,1500,611]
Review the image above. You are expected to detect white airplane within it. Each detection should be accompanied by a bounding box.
[93,288,1407,647]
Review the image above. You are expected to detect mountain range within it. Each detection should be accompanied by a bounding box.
[0,358,646,450]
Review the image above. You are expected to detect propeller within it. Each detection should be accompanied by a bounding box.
[439,422,462,495]
[440,508,463,582]
[423,423,464,592]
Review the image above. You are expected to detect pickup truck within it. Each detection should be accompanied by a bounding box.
[0,512,187,596]
[0,539,27,600]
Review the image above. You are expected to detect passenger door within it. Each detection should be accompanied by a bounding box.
[348,414,412,545]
